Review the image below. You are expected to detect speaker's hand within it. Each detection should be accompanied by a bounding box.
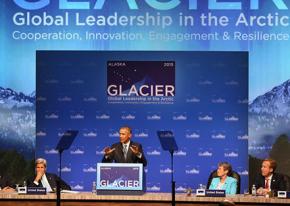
[103,147,116,155]
[130,145,141,156]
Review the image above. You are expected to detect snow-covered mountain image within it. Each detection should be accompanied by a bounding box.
[249,79,290,158]
[0,87,34,108]
[0,87,35,159]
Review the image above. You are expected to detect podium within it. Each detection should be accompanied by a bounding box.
[96,163,145,195]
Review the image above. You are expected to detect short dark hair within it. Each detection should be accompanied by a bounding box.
[218,162,232,174]
[120,126,132,134]
[263,158,277,172]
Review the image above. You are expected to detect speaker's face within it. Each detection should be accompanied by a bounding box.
[119,128,131,144]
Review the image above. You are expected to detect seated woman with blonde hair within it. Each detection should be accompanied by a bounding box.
[209,162,237,195]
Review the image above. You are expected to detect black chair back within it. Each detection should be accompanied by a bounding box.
[206,170,241,194]
[283,174,290,191]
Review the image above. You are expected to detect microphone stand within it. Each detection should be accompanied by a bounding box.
[157,131,178,206]
[56,149,63,206]
[170,149,175,206]
[54,130,78,206]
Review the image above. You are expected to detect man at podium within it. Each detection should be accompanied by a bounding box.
[102,126,147,166]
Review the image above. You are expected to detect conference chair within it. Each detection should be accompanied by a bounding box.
[206,170,241,194]
[283,174,290,191]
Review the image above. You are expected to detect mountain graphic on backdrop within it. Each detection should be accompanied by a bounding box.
[249,79,290,117]
[249,79,290,158]
[0,87,35,108]
[0,87,35,159]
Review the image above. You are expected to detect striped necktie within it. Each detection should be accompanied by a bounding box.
[123,144,128,159]
[265,178,270,190]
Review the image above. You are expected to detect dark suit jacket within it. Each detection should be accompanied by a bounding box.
[102,141,147,166]
[27,172,71,191]
[0,175,13,188]
[254,173,286,193]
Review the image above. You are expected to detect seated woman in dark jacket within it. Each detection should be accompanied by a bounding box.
[0,175,15,192]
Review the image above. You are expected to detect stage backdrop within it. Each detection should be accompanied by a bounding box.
[36,51,248,192]
[1,0,290,190]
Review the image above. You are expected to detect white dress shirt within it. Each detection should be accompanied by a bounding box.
[265,174,273,191]
[34,173,53,192]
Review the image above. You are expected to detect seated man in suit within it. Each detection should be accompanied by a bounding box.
[0,175,15,193]
[255,158,286,196]
[102,126,147,166]
[27,158,71,192]
[209,162,237,195]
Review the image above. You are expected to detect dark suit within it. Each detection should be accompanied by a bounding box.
[254,173,286,194]
[0,175,13,188]
[102,141,147,166]
[27,172,71,191]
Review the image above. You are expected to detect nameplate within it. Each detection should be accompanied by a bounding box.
[26,187,47,194]
[17,187,27,194]
[277,191,290,198]
[196,189,206,196]
[205,189,226,197]
[196,189,226,197]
